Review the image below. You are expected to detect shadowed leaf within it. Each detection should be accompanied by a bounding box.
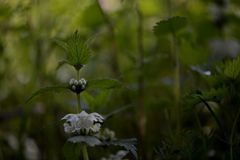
[86,78,122,90]
[153,16,187,36]
[103,138,138,160]
[26,85,69,103]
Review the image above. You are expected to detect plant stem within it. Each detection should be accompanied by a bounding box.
[230,107,240,160]
[76,70,81,113]
[77,70,80,80]
[172,33,181,133]
[82,144,89,160]
[96,0,120,77]
[136,4,147,160]
[76,94,80,113]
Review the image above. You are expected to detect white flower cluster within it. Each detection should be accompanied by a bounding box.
[62,111,104,135]
[69,78,87,93]
[96,128,116,141]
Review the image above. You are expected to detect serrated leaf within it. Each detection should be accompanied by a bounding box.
[68,135,102,147]
[186,87,227,106]
[153,16,187,36]
[86,78,122,90]
[224,56,240,79]
[26,85,68,103]
[55,31,91,70]
[103,138,138,160]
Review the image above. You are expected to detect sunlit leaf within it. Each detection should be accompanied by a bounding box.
[86,78,122,90]
[68,135,102,147]
[224,56,240,79]
[26,85,69,103]
[153,16,187,36]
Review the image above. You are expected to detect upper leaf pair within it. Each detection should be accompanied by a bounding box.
[55,31,91,71]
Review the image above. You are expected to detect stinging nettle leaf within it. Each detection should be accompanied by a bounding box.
[55,31,91,70]
[86,78,122,90]
[153,16,187,36]
[26,85,69,103]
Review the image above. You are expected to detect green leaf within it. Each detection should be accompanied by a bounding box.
[68,135,102,147]
[86,78,122,90]
[55,31,91,70]
[153,16,187,36]
[26,85,69,103]
[82,90,111,110]
[224,56,240,79]
[103,138,138,160]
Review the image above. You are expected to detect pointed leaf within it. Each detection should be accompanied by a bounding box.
[86,78,122,90]
[26,85,69,103]
[153,16,187,36]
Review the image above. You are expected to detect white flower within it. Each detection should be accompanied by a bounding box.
[69,78,75,85]
[62,111,104,135]
[69,78,87,93]
[73,79,79,85]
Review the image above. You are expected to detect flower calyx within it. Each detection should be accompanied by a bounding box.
[69,78,87,94]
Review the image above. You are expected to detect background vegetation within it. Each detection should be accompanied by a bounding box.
[1,0,240,159]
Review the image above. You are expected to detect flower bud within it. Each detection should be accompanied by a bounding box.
[73,79,78,85]
[69,78,75,85]
[71,85,76,91]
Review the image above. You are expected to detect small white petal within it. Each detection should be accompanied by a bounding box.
[69,78,75,85]
[72,85,76,91]
[74,80,78,85]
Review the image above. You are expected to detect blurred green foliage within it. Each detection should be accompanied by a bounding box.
[1,0,240,159]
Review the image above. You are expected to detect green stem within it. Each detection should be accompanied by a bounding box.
[230,107,240,160]
[76,94,80,113]
[76,70,80,113]
[82,144,89,160]
[77,70,80,79]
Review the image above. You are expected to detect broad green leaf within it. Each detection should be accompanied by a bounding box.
[82,90,111,110]
[26,85,69,103]
[55,31,91,70]
[86,78,122,90]
[81,92,95,108]
[68,135,102,147]
[224,56,240,79]
[153,16,187,36]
